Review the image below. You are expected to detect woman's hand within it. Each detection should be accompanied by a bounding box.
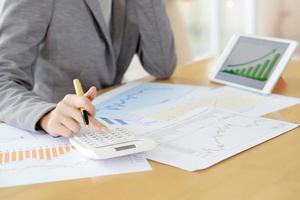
[39,86,107,137]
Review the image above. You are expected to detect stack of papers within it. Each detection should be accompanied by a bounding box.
[1,82,299,187]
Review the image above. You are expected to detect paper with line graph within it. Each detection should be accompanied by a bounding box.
[93,82,300,128]
[0,124,151,188]
[93,82,211,126]
[131,86,300,121]
[133,107,297,171]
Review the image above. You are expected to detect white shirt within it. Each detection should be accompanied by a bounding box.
[99,0,112,30]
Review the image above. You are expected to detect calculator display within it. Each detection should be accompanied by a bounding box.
[115,144,136,151]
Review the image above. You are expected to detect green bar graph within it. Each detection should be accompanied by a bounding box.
[241,68,246,76]
[245,67,253,77]
[222,50,281,82]
[252,64,261,78]
[261,54,280,80]
[257,60,270,80]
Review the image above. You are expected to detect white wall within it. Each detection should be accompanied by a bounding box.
[218,0,256,50]
[257,0,300,58]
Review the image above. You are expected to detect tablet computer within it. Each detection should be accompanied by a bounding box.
[209,35,298,94]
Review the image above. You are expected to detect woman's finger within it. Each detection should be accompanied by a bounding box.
[59,103,84,123]
[50,123,73,138]
[61,96,96,117]
[84,86,97,101]
[89,117,108,133]
[60,116,81,134]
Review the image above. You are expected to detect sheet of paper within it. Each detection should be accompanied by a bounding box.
[173,86,300,117]
[0,124,151,188]
[93,82,211,125]
[128,87,300,125]
[94,83,300,128]
[131,107,298,171]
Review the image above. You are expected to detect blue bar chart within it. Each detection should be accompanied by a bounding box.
[99,117,128,125]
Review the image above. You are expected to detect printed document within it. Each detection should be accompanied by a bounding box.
[131,107,298,171]
[0,124,151,188]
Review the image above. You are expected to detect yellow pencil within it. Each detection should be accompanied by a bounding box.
[73,79,89,126]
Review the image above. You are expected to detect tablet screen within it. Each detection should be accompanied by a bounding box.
[215,36,289,89]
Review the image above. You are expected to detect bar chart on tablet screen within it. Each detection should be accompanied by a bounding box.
[222,49,281,81]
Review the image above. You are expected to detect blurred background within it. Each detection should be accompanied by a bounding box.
[1,0,299,81]
[125,0,300,81]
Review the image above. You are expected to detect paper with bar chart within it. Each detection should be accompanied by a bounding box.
[93,82,211,126]
[0,124,151,188]
[216,36,290,90]
[93,82,300,129]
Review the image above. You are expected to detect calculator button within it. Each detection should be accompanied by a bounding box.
[74,127,136,148]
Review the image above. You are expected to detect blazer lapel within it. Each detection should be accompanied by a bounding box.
[84,0,113,51]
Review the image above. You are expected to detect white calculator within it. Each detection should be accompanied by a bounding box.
[70,126,156,159]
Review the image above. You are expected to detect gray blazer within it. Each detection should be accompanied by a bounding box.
[0,0,176,132]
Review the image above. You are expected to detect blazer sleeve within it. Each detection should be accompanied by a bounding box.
[0,0,56,132]
[133,0,177,79]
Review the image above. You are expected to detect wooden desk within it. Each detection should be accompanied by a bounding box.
[1,60,300,200]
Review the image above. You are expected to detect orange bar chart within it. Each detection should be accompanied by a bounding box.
[5,152,9,163]
[52,147,58,157]
[0,145,74,165]
[18,150,24,161]
[39,148,44,160]
[25,150,30,159]
[11,151,17,162]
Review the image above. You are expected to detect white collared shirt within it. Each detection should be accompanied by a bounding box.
[99,0,112,29]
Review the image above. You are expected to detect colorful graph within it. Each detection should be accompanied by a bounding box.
[99,117,128,125]
[0,145,74,165]
[94,83,199,119]
[222,49,281,81]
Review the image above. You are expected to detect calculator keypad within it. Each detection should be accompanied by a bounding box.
[75,127,136,148]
